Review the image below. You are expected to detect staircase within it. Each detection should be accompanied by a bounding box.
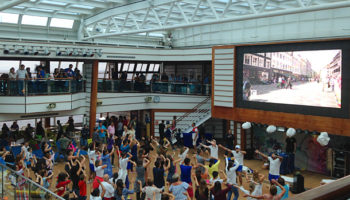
[176,97,211,133]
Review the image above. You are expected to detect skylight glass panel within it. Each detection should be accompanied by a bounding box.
[118,63,122,71]
[0,12,19,24]
[50,18,74,28]
[41,0,67,6]
[22,15,48,26]
[70,4,95,9]
[123,63,129,71]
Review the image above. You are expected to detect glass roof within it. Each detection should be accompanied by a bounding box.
[0,0,347,42]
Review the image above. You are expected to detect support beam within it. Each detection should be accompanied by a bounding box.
[0,0,29,11]
[151,8,163,27]
[83,0,350,40]
[221,0,232,17]
[89,60,98,138]
[176,2,189,24]
[164,2,175,25]
[207,0,219,20]
[246,0,258,14]
[141,7,150,28]
[191,0,202,22]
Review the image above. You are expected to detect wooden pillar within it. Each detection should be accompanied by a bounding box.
[44,117,50,128]
[150,110,155,137]
[89,60,99,138]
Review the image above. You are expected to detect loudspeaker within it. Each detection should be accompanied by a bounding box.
[291,173,305,194]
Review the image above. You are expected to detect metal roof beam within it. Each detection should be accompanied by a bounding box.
[19,2,94,15]
[84,0,176,25]
[4,8,80,20]
[83,0,350,40]
[0,0,29,11]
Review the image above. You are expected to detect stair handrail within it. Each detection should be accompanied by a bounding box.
[0,162,64,199]
[175,96,211,124]
[289,175,350,200]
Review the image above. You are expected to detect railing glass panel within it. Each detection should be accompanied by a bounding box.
[97,79,211,95]
[0,79,85,96]
[0,163,64,200]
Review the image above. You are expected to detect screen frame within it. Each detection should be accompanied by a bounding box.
[235,39,350,119]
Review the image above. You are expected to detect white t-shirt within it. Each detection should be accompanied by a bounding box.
[209,145,218,159]
[21,146,29,159]
[88,149,96,164]
[240,187,257,200]
[99,181,115,198]
[252,183,262,196]
[95,166,104,177]
[232,151,244,165]
[17,69,27,79]
[226,158,239,185]
[142,186,162,200]
[209,177,223,184]
[89,195,102,200]
[268,156,281,176]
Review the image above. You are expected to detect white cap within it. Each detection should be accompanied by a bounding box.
[235,145,240,149]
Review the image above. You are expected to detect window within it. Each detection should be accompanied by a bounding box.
[127,73,133,80]
[0,12,19,24]
[146,74,153,81]
[61,61,75,69]
[128,63,135,72]
[122,63,129,71]
[21,61,41,73]
[22,15,48,26]
[117,63,122,71]
[141,64,148,71]
[136,63,142,71]
[50,61,59,73]
[148,64,155,72]
[50,18,74,29]
[154,64,160,72]
[0,61,20,74]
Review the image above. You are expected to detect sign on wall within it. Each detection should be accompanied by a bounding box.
[213,47,235,107]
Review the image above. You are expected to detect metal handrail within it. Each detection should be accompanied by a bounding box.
[0,163,64,200]
[176,96,211,123]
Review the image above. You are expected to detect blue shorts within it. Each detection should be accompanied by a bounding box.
[89,163,95,172]
[268,173,280,181]
[237,165,243,172]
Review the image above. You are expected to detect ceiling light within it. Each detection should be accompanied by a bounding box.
[33,47,38,55]
[44,47,50,56]
[82,49,87,57]
[88,49,94,57]
[3,45,9,54]
[56,48,62,56]
[23,46,29,55]
[14,45,20,54]
[66,48,72,56]
[73,48,78,56]
[96,49,102,57]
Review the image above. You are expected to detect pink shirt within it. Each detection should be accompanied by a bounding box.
[108,125,115,135]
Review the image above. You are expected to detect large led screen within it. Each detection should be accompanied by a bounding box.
[242,50,341,108]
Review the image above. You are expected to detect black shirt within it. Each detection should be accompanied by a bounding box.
[159,123,165,135]
[286,137,296,153]
[226,133,234,148]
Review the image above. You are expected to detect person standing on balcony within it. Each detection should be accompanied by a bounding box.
[65,64,76,78]
[8,67,16,95]
[36,66,46,94]
[16,64,28,96]
[158,120,165,143]
[161,72,168,82]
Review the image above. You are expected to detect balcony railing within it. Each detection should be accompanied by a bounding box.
[0,78,85,96]
[98,79,211,95]
[0,162,64,199]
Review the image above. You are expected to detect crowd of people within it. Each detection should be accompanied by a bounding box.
[0,115,293,200]
[0,64,83,95]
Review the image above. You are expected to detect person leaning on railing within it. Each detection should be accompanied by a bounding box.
[17,64,29,96]
[9,67,17,95]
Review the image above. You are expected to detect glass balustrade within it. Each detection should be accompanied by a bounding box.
[97,79,211,95]
[0,79,85,96]
[0,163,64,200]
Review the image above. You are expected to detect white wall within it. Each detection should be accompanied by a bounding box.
[0,93,207,121]
[172,7,350,47]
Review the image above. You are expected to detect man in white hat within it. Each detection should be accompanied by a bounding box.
[219,144,246,185]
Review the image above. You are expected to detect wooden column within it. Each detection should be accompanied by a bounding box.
[89,60,99,138]
[44,117,51,128]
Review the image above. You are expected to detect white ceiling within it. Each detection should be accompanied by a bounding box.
[0,0,349,44]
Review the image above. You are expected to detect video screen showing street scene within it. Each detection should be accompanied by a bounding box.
[242,49,341,108]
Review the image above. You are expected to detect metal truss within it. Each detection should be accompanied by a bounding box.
[81,0,350,40]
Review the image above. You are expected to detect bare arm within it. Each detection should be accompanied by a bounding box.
[218,144,231,152]
[200,143,210,149]
[272,179,286,198]
[255,150,268,160]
